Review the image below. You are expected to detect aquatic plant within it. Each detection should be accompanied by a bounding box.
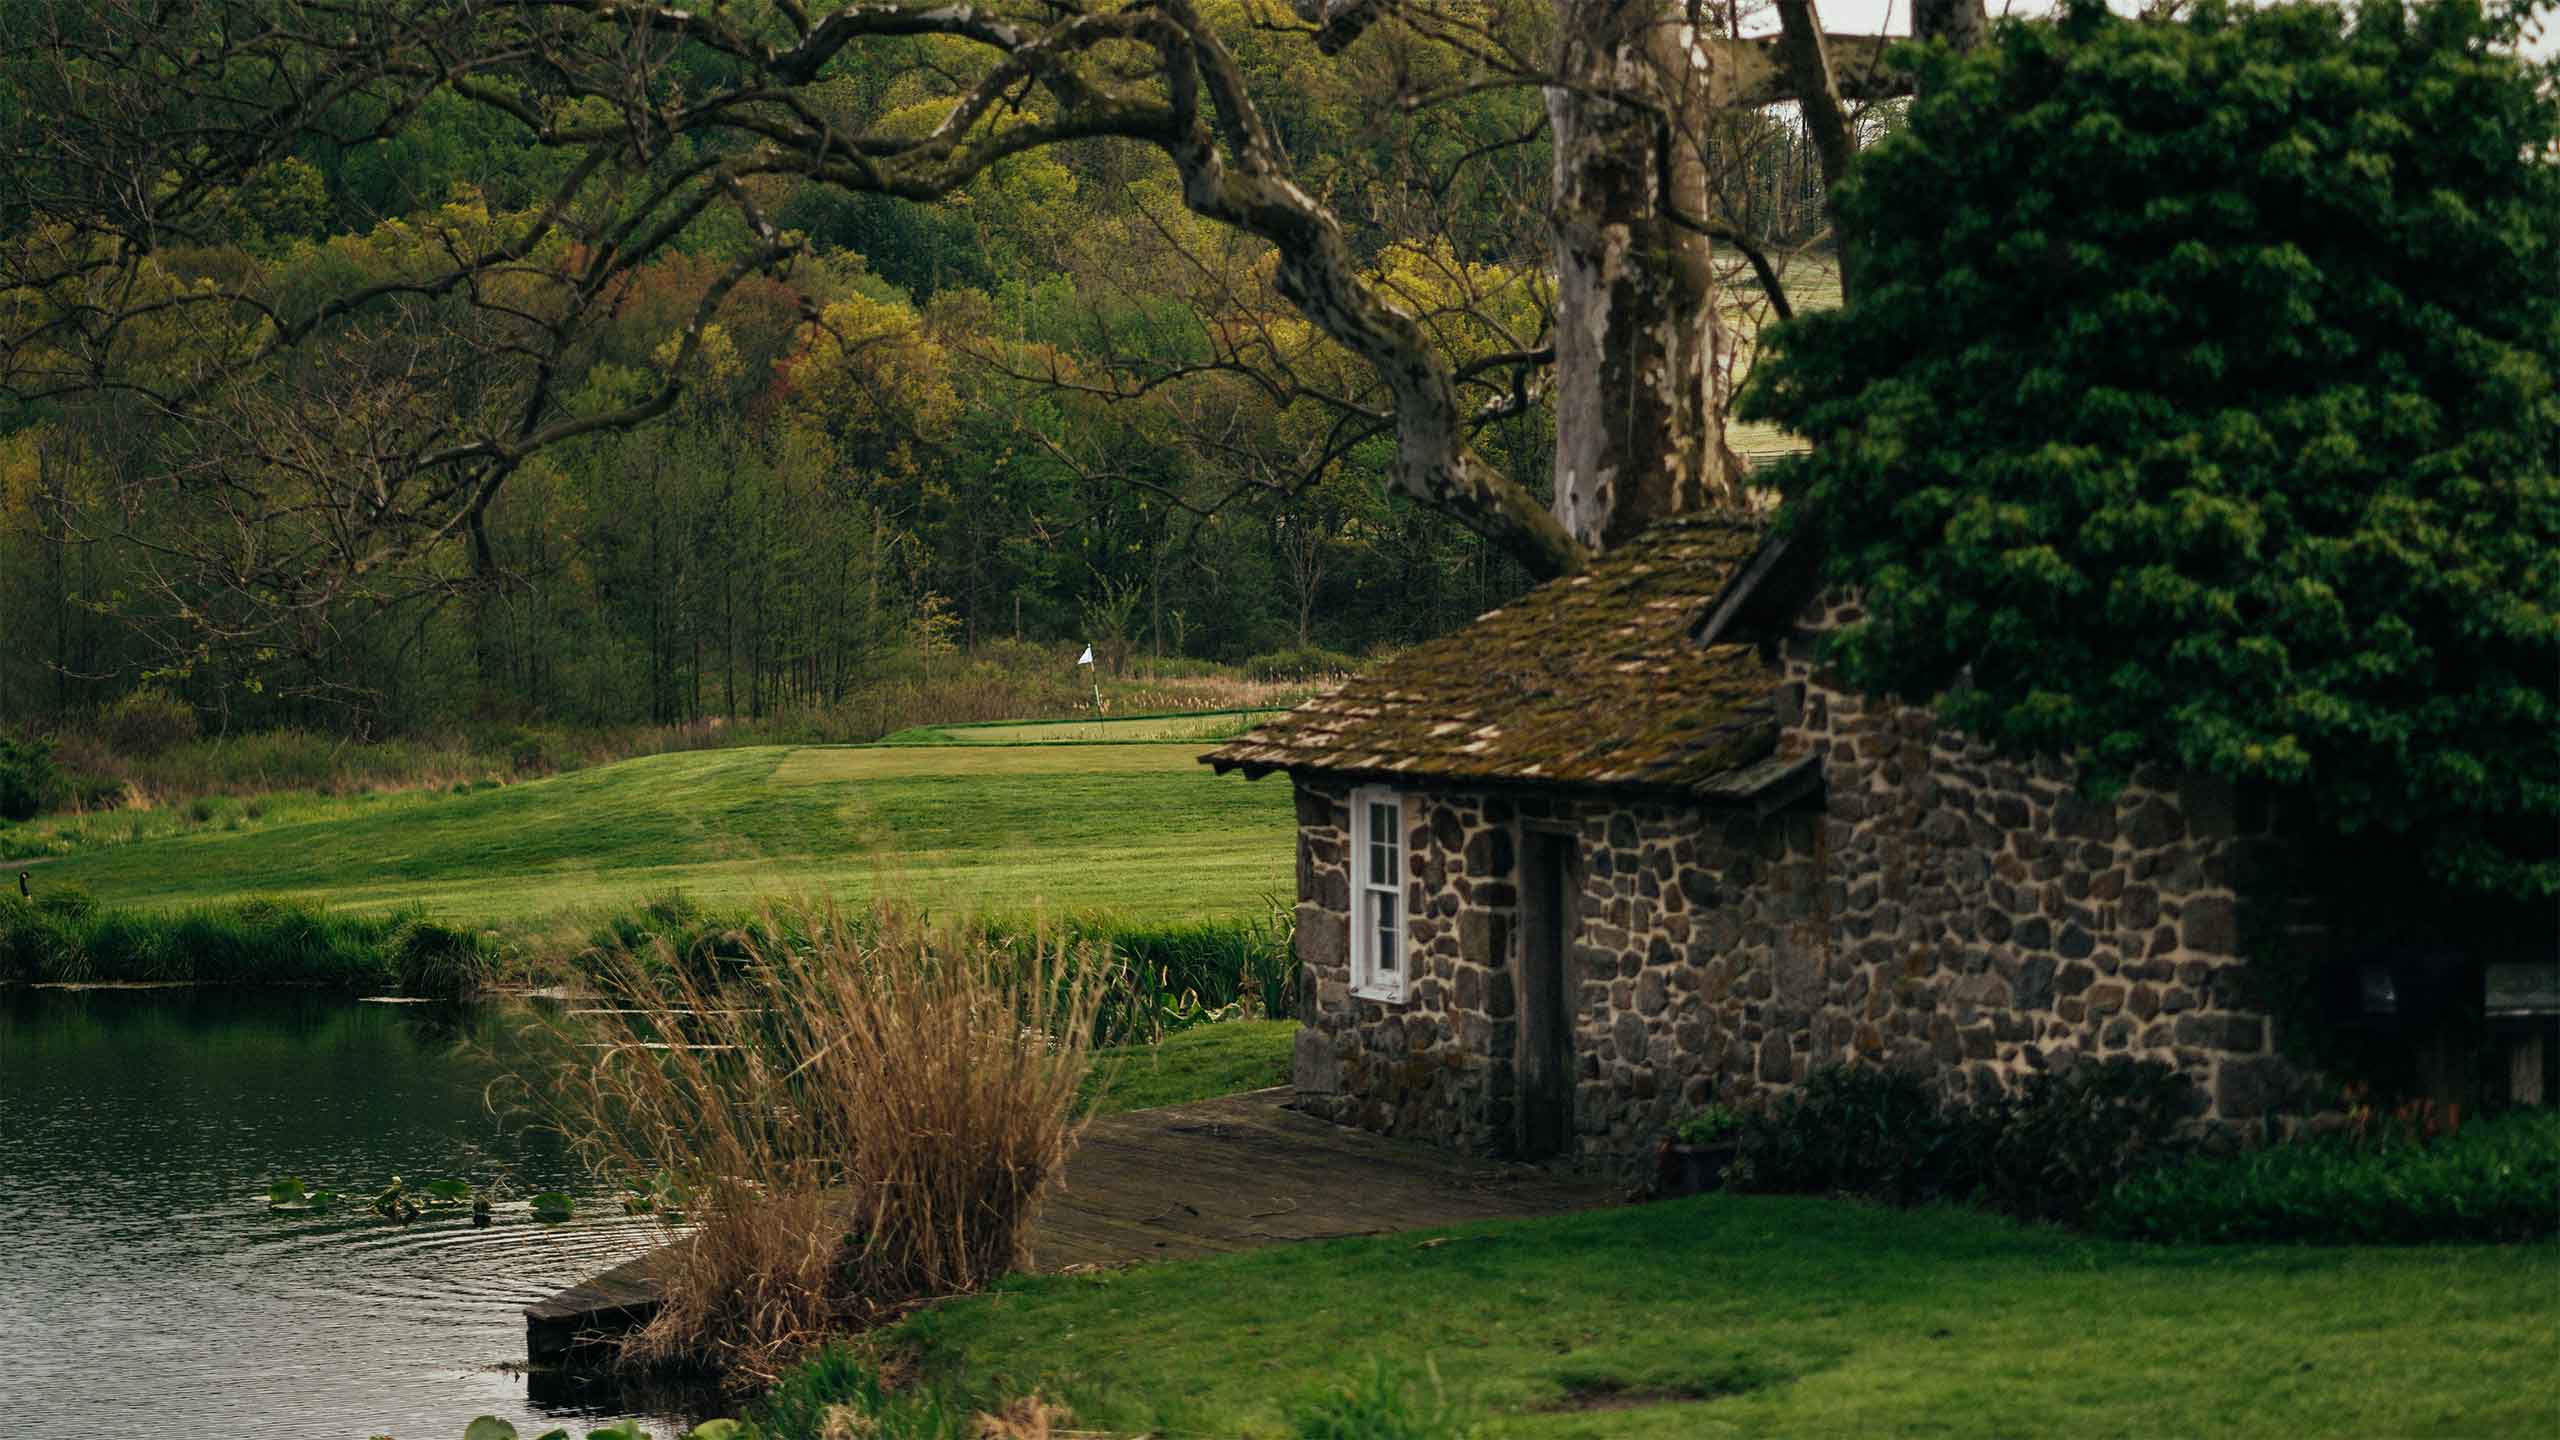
[522,902,1109,1382]
[454,1417,760,1440]
[267,1174,519,1226]
[265,1177,340,1214]
[390,917,494,998]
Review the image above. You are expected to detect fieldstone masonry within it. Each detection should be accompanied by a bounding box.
[1289,598,2308,1171]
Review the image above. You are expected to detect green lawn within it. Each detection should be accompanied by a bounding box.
[1729,257,1839,464]
[1080,1019,1296,1116]
[26,739,1293,926]
[885,709,1283,745]
[843,1197,2557,1439]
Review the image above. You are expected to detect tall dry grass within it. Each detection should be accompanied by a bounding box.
[527,904,1111,1383]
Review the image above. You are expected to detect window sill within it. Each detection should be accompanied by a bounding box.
[1351,986,1406,1005]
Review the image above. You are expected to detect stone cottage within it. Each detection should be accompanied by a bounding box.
[1202,513,2315,1169]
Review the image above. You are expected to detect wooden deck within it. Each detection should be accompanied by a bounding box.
[527,1088,1614,1361]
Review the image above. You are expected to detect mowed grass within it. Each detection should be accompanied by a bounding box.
[1729,257,1841,464]
[1079,1019,1296,1117]
[854,1196,2558,1440]
[886,709,1284,745]
[29,740,1293,925]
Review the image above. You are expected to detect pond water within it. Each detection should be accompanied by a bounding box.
[0,986,712,1438]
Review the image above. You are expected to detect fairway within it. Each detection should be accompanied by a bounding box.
[886,710,1283,745]
[34,738,1294,926]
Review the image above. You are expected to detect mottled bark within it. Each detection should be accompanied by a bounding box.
[1546,0,1736,557]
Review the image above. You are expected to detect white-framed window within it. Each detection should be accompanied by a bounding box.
[1350,784,1408,1002]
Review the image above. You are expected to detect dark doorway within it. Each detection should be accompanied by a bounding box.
[1515,829,1578,1161]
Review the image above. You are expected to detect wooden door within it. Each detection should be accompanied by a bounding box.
[1516,829,1578,1161]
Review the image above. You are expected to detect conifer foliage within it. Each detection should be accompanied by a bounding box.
[1745,0,2560,898]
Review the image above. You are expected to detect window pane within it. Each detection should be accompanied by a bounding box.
[1368,802,1397,885]
[1376,892,1398,975]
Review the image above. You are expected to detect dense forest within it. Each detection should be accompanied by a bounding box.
[0,3,1845,734]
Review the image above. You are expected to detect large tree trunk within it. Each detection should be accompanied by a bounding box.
[1547,0,1736,556]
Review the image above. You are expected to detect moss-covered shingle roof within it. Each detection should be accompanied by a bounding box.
[1203,514,1789,798]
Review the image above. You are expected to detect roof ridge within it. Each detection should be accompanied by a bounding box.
[1203,518,1782,797]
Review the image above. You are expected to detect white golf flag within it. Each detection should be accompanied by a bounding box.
[1077,644,1094,665]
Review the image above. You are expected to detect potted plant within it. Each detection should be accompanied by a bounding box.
[1658,1104,1745,1196]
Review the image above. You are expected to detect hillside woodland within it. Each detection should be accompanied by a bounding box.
[0,0,1845,735]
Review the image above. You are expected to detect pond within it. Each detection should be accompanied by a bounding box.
[0,986,710,1438]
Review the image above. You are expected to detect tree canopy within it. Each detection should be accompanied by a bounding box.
[1744,0,2560,899]
[0,0,1879,723]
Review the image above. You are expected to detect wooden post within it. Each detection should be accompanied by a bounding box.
[2485,966,2557,1107]
[2514,1027,2548,1107]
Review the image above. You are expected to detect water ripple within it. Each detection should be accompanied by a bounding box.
[1,988,715,1438]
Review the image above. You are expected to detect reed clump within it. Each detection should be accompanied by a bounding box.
[534,904,1111,1383]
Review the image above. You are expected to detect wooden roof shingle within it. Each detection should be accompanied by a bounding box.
[1202,514,1794,801]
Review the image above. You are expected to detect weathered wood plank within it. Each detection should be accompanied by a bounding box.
[526,1087,1615,1361]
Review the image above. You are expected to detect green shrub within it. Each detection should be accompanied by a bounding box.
[96,686,199,756]
[1957,1058,2197,1223]
[509,732,554,775]
[2091,1108,2560,1245]
[1672,1103,1745,1146]
[0,737,62,821]
[1731,1059,2200,1224]
[1243,645,1362,683]
[1730,1064,1959,1204]
[389,916,489,998]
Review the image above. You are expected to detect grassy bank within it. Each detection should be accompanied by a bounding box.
[772,1195,2558,1439]
[15,736,1293,925]
[584,895,1297,1047]
[1081,1019,1297,1116]
[0,893,474,992]
[0,884,1300,1049]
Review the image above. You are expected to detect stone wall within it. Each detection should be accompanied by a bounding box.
[1287,605,2307,1171]
[1290,776,1830,1165]
[1777,596,2304,1123]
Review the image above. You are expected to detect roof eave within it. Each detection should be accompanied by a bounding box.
[1692,531,1823,648]
[1212,747,1826,813]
